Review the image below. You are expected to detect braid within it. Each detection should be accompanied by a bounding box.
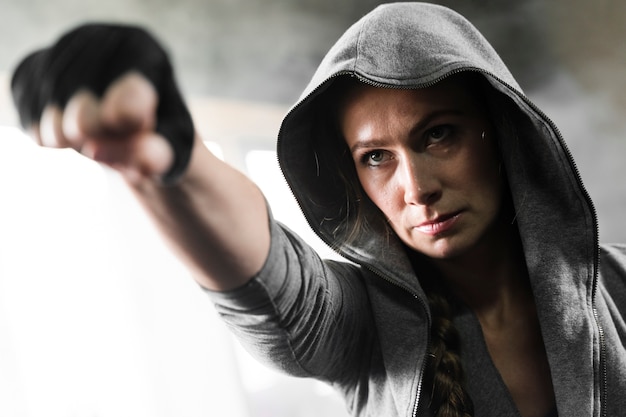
[423,282,474,417]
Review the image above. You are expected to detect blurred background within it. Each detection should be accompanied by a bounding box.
[0,1,624,416]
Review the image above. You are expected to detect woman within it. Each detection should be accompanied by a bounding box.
[10,3,626,417]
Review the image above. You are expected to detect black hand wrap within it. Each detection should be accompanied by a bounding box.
[11,23,194,184]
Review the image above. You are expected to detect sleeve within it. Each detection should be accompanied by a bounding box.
[204,214,375,384]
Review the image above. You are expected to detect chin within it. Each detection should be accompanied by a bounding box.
[410,236,473,260]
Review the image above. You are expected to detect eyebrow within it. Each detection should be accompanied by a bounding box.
[348,109,465,154]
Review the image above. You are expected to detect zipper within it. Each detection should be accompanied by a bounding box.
[593,307,608,417]
[412,316,430,417]
[276,67,605,416]
[362,263,431,417]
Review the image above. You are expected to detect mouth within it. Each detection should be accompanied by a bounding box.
[414,211,462,236]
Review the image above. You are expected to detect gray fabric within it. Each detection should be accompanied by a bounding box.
[207,3,626,416]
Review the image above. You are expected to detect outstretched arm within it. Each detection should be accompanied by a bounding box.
[11,24,270,291]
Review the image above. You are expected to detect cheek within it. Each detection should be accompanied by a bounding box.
[358,172,400,217]
[461,145,503,206]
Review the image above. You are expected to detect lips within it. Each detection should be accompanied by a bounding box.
[414,212,462,236]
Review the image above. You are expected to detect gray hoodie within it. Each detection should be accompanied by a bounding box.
[208,3,626,416]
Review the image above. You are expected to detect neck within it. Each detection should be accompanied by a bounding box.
[430,219,534,329]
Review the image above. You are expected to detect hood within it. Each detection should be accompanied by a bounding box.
[278,1,597,284]
[277,2,601,415]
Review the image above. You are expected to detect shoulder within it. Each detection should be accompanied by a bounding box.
[599,243,626,276]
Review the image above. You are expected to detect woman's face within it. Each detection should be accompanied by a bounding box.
[340,78,504,260]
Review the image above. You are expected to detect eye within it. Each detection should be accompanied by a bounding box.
[360,150,389,167]
[426,125,455,144]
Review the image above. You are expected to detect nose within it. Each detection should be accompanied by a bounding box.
[401,155,441,206]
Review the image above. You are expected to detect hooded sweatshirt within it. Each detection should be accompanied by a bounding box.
[207,3,626,416]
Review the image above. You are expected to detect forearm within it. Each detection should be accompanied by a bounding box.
[10,24,270,291]
[130,135,270,291]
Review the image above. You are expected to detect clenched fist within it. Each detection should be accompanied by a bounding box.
[11,24,195,184]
